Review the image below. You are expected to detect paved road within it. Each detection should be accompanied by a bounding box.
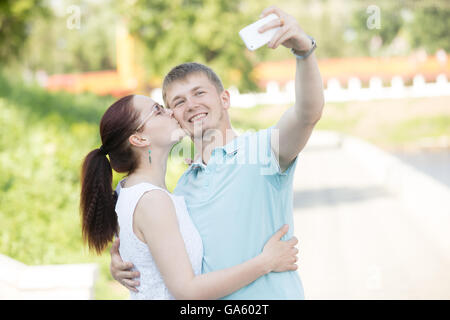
[392,150,450,189]
[292,133,450,299]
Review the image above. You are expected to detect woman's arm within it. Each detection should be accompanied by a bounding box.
[134,190,298,300]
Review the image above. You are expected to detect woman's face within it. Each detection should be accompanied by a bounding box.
[132,95,185,148]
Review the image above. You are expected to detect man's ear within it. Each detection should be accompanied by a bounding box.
[129,134,148,147]
[220,90,231,110]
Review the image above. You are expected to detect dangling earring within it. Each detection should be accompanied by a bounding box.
[148,149,152,163]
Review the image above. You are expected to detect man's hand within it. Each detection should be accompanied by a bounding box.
[110,237,140,292]
[258,6,313,54]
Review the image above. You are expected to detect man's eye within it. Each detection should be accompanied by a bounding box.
[196,91,205,96]
[175,100,184,107]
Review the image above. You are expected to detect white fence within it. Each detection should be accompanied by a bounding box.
[151,74,450,108]
[0,254,98,300]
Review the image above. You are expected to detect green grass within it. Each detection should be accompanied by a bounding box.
[314,113,362,134]
[229,104,279,130]
[230,100,450,148]
[229,101,362,134]
[382,116,450,144]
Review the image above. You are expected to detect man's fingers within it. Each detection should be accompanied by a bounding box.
[287,236,298,246]
[258,19,283,34]
[122,279,140,293]
[268,27,292,49]
[273,224,289,240]
[260,6,281,19]
[118,262,135,271]
[113,259,134,272]
[124,285,139,293]
[122,278,140,288]
[272,29,296,49]
[117,270,140,280]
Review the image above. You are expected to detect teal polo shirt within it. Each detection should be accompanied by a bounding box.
[173,126,304,300]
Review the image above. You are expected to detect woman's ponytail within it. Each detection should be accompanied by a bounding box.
[80,148,118,254]
[79,94,139,254]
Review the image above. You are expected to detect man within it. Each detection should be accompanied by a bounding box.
[110,6,324,299]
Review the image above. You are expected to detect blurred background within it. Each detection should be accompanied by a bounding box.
[0,0,449,299]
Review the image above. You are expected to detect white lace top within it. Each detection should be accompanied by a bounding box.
[115,181,203,300]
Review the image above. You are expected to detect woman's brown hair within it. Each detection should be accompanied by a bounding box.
[80,94,141,254]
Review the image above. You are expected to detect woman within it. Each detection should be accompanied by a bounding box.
[80,94,299,299]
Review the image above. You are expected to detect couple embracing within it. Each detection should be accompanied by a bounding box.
[80,6,324,300]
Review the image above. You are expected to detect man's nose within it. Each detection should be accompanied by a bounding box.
[185,96,197,110]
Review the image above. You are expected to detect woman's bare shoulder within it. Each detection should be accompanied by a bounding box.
[134,189,176,221]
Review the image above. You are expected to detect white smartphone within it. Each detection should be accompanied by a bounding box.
[239,13,280,51]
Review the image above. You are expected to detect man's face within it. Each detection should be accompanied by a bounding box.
[164,73,229,137]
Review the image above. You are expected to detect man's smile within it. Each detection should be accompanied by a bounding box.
[188,112,208,123]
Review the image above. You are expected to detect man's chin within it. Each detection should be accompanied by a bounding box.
[189,120,211,137]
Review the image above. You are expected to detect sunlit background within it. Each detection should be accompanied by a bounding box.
[0,0,449,299]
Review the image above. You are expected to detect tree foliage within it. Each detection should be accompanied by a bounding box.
[348,0,450,56]
[22,0,117,74]
[2,0,450,87]
[349,1,404,56]
[409,6,450,53]
[0,0,49,63]
[120,0,269,91]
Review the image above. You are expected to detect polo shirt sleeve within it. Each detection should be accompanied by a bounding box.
[257,126,299,187]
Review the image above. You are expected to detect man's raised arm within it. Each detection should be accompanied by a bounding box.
[259,6,324,172]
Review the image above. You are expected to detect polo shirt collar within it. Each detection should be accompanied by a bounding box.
[220,131,248,155]
[185,133,246,173]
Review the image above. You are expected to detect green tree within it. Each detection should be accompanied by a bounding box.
[121,0,269,92]
[349,1,404,56]
[409,5,450,53]
[22,0,117,74]
[0,0,49,64]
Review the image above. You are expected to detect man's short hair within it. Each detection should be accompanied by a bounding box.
[162,62,224,108]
